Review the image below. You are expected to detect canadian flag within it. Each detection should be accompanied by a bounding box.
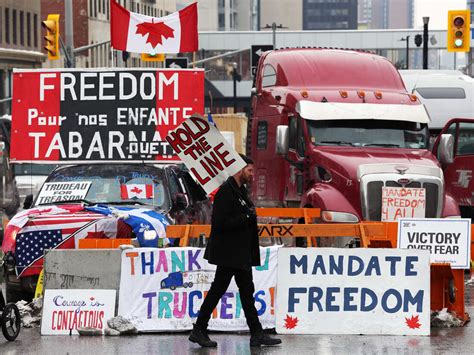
[120,184,154,200]
[110,1,198,54]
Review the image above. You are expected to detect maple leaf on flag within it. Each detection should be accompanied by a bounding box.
[284,314,299,329]
[136,20,175,48]
[405,315,421,329]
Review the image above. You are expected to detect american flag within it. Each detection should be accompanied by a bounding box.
[13,212,110,277]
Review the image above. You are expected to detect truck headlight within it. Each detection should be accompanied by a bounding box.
[322,211,359,223]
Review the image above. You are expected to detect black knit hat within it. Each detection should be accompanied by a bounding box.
[239,154,254,165]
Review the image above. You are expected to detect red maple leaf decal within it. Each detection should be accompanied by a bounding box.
[284,315,298,329]
[405,315,421,329]
[131,187,143,194]
[90,297,95,301]
[136,20,174,48]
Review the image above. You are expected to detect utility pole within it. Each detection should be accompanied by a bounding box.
[423,16,429,69]
[65,0,75,68]
[400,36,410,69]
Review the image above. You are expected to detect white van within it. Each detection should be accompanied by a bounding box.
[399,70,474,133]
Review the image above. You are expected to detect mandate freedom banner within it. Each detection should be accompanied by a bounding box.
[397,218,471,269]
[276,248,430,336]
[11,68,204,163]
[118,247,278,331]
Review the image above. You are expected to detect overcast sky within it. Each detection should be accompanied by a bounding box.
[414,0,468,29]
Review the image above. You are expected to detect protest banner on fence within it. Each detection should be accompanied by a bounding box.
[118,246,278,331]
[11,68,204,163]
[398,218,471,269]
[41,289,116,335]
[276,248,430,335]
[165,115,246,194]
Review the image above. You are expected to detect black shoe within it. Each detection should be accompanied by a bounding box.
[189,326,217,347]
[250,332,282,347]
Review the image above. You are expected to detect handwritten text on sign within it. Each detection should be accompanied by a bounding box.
[165,115,245,194]
[381,187,426,221]
[397,218,471,269]
[118,247,278,331]
[36,181,92,205]
[276,248,430,335]
[41,289,116,335]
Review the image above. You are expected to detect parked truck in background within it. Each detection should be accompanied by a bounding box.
[249,48,471,235]
[400,70,474,220]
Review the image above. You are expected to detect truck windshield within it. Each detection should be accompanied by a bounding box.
[35,164,170,210]
[307,119,429,149]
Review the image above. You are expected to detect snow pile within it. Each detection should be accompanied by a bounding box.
[107,316,138,335]
[16,297,43,328]
[465,276,474,285]
[431,308,464,328]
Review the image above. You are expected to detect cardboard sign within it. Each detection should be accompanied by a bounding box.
[36,181,92,205]
[165,115,246,194]
[397,218,471,269]
[118,247,278,331]
[41,289,116,335]
[276,248,430,335]
[381,187,426,221]
[11,68,204,163]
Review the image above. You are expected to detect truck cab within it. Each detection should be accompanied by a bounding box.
[250,48,460,227]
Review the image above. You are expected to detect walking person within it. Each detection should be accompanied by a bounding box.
[189,155,282,348]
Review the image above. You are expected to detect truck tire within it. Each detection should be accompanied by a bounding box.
[170,285,176,291]
[188,282,193,288]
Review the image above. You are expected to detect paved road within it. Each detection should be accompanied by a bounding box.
[1,283,474,354]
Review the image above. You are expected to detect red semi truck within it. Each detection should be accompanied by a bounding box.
[249,48,473,232]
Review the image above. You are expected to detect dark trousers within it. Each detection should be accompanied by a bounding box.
[195,265,263,334]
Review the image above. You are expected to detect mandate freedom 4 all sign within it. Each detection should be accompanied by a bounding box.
[11,68,204,163]
[397,218,472,269]
[276,248,430,336]
[118,247,278,331]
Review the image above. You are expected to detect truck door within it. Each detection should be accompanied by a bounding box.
[285,116,306,205]
[434,118,474,219]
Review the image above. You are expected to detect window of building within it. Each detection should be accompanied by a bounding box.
[27,12,31,47]
[261,65,277,87]
[20,11,24,46]
[257,121,268,149]
[33,14,38,48]
[98,0,102,14]
[12,9,17,44]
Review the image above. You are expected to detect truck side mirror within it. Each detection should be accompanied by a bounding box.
[276,125,289,155]
[437,134,454,164]
[23,194,34,210]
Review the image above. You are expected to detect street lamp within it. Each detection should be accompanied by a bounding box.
[261,22,287,48]
[399,36,410,69]
[423,16,429,69]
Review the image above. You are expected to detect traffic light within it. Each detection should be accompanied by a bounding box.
[447,10,470,52]
[141,53,165,62]
[42,14,60,60]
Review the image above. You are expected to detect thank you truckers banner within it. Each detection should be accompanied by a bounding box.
[118,247,278,331]
[276,248,430,335]
[11,68,204,163]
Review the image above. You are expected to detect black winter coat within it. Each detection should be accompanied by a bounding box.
[204,177,261,268]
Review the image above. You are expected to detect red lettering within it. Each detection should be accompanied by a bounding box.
[204,151,223,175]
[190,167,211,185]
[98,311,104,329]
[214,142,236,167]
[198,136,211,152]
[52,311,57,330]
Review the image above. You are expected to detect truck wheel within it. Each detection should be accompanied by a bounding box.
[170,285,176,291]
[183,283,188,288]
[161,281,165,289]
[188,282,193,288]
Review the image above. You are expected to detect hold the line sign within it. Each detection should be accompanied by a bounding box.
[397,218,471,269]
[165,114,246,194]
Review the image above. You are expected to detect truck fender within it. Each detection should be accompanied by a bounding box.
[442,193,461,218]
[302,183,359,218]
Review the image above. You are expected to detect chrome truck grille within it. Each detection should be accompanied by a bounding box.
[358,164,444,221]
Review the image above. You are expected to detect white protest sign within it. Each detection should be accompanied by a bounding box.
[276,248,430,335]
[397,218,471,269]
[381,187,426,221]
[118,247,278,331]
[36,181,92,205]
[41,289,116,335]
[165,115,246,194]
